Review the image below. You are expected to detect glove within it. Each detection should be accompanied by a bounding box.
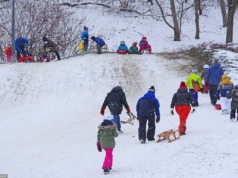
[126,108,131,113]
[191,108,195,113]
[217,95,220,100]
[97,142,102,152]
[100,108,105,115]
[171,108,174,115]
[156,116,160,123]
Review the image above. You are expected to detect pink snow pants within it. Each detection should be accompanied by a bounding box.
[139,45,152,53]
[102,148,113,169]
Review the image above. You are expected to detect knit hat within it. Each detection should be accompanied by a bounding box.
[203,64,209,69]
[120,41,125,45]
[132,42,137,46]
[91,36,95,40]
[103,114,113,121]
[84,26,88,31]
[42,36,48,41]
[142,36,147,40]
[148,86,155,93]
[222,74,229,80]
[179,81,187,89]
[192,68,198,73]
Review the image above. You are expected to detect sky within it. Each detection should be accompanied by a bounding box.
[0,3,238,178]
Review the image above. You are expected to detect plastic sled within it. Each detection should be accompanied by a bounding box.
[117,50,127,54]
[214,104,221,110]
[18,55,34,63]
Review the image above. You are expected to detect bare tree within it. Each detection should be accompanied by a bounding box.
[226,0,237,43]
[220,0,228,27]
[194,0,200,39]
[0,0,85,57]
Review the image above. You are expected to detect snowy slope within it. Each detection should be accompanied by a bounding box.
[0,54,238,178]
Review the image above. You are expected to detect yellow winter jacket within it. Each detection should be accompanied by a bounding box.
[186,73,203,89]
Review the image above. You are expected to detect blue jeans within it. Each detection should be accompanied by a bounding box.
[113,115,121,131]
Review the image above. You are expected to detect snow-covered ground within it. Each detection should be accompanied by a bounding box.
[0,53,238,178]
[1,2,238,178]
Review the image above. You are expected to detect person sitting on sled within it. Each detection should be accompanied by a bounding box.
[185,68,203,107]
[138,36,152,54]
[217,74,234,115]
[38,46,51,62]
[200,64,210,93]
[117,41,130,54]
[129,42,138,54]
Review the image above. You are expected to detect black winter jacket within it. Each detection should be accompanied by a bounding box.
[102,86,130,115]
[44,39,59,52]
[170,88,195,108]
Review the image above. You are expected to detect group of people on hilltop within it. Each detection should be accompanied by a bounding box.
[96,58,238,174]
[117,36,152,54]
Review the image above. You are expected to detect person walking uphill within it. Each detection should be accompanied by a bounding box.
[100,86,131,133]
[227,84,238,121]
[206,59,224,105]
[136,86,160,144]
[91,36,105,54]
[170,82,195,135]
[42,36,61,61]
[97,114,118,174]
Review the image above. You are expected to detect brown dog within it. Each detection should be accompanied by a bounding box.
[157,129,180,143]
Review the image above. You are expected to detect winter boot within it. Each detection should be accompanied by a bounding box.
[140,139,146,144]
[104,168,110,174]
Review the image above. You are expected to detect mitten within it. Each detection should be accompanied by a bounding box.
[200,88,204,93]
[97,142,102,152]
[171,108,174,115]
[100,108,105,115]
[191,108,195,113]
[126,108,131,113]
[217,95,220,100]
[156,116,160,123]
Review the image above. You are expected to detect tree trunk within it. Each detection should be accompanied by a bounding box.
[198,0,202,15]
[195,0,200,39]
[226,0,237,43]
[220,0,228,27]
[170,0,180,41]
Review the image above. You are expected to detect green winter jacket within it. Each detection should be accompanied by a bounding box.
[129,46,138,53]
[97,124,118,149]
[186,73,203,89]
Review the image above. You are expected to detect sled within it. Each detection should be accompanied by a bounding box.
[157,129,180,143]
[214,104,221,110]
[18,55,34,63]
[89,44,108,53]
[117,50,127,54]
[120,112,137,125]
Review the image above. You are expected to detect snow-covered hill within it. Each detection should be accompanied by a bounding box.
[0,54,237,178]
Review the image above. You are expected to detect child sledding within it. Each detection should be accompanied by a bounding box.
[37,46,51,62]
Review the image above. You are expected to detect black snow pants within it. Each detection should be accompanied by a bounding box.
[138,116,155,141]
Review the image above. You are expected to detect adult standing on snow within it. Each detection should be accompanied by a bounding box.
[100,86,131,133]
[206,59,224,105]
[136,86,160,144]
[15,37,28,60]
[170,82,195,135]
[42,36,61,61]
[81,26,89,51]
[91,36,105,54]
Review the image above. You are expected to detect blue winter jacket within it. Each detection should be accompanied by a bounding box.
[81,30,89,40]
[206,64,224,85]
[15,37,28,53]
[94,37,105,45]
[136,91,160,117]
[118,44,129,51]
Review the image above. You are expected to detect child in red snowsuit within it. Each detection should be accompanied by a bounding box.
[170,82,195,135]
[4,44,12,62]
[138,36,152,54]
